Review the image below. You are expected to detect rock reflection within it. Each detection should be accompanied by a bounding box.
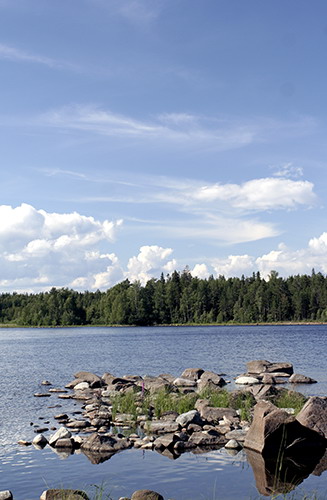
[245,447,326,496]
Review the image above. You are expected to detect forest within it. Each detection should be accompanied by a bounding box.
[1,269,327,327]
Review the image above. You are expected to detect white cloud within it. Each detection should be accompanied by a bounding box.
[0,204,123,291]
[126,245,175,284]
[212,255,255,277]
[272,162,304,179]
[191,263,210,279]
[189,177,316,211]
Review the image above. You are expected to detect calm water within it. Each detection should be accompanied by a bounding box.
[0,324,326,500]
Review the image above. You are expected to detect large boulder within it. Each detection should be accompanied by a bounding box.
[296,396,327,439]
[181,368,204,381]
[197,370,226,390]
[244,400,326,456]
[199,406,238,425]
[74,371,102,388]
[289,374,317,384]
[0,492,13,500]
[246,360,293,376]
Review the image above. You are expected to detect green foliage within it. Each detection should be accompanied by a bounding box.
[198,387,256,422]
[274,390,307,415]
[110,391,138,421]
[153,389,198,418]
[1,269,327,326]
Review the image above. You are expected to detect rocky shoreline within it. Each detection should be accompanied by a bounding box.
[7,360,327,499]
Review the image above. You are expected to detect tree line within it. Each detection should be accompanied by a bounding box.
[1,269,327,327]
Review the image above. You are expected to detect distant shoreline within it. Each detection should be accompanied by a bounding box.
[0,321,327,329]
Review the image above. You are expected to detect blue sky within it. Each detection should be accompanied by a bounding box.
[1,0,327,292]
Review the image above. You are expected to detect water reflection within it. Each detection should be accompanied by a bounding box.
[245,447,327,496]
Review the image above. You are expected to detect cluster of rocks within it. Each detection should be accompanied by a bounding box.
[28,367,251,463]
[0,488,166,500]
[16,360,327,497]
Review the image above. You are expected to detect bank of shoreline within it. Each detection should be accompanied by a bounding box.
[1,320,327,329]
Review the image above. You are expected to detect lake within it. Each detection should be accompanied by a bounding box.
[0,324,326,500]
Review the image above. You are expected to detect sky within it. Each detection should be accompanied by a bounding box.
[1,0,327,293]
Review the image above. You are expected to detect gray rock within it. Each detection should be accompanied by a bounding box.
[0,491,13,500]
[296,396,327,439]
[146,421,180,434]
[225,429,248,442]
[181,368,204,381]
[131,490,164,500]
[244,400,326,455]
[199,406,238,425]
[235,376,260,385]
[74,371,102,388]
[189,431,226,447]
[176,410,202,427]
[173,377,197,387]
[246,360,293,376]
[154,433,179,450]
[32,434,48,447]
[40,489,89,500]
[74,382,90,391]
[289,373,317,384]
[225,439,242,449]
[55,438,74,448]
[49,427,72,446]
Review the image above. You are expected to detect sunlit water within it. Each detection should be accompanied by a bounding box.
[0,325,326,499]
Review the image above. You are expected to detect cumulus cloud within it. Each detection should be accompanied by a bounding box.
[191,263,211,279]
[0,204,123,291]
[209,232,327,279]
[126,245,175,284]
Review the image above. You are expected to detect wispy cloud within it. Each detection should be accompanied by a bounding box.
[90,0,164,25]
[0,43,78,71]
[29,104,317,153]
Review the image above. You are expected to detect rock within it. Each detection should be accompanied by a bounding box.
[18,440,31,446]
[66,419,90,429]
[189,431,226,447]
[225,429,248,442]
[74,382,90,391]
[173,377,197,387]
[199,406,238,425]
[41,380,52,386]
[131,490,164,500]
[197,370,226,390]
[235,376,260,385]
[225,439,242,449]
[296,396,327,439]
[0,491,13,500]
[55,438,74,448]
[176,410,202,427]
[74,371,102,388]
[32,434,48,447]
[181,368,204,381]
[81,432,132,454]
[101,372,115,385]
[249,384,279,400]
[154,433,179,450]
[289,374,317,384]
[246,360,293,376]
[54,413,69,421]
[34,393,51,397]
[244,400,326,456]
[40,489,89,500]
[146,421,180,434]
[49,427,72,446]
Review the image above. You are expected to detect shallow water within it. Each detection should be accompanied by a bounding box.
[0,324,326,499]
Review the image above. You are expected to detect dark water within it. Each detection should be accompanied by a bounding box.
[0,324,326,499]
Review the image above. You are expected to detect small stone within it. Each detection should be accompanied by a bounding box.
[131,489,164,500]
[235,376,260,385]
[18,440,32,446]
[225,439,242,449]
[41,380,52,386]
[33,434,48,447]
[34,393,51,397]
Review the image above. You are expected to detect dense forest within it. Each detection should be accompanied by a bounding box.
[1,269,327,327]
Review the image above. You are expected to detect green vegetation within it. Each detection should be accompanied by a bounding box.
[274,390,307,415]
[1,268,327,326]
